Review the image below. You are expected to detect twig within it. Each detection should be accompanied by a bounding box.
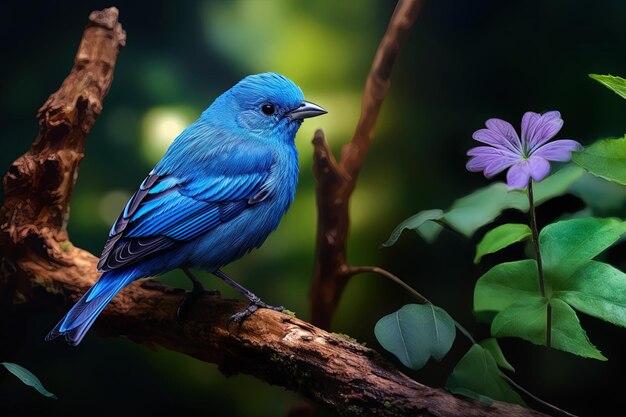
[346,266,477,344]
[502,375,577,417]
[310,0,425,330]
[347,265,430,304]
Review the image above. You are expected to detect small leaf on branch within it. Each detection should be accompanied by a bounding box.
[474,223,532,263]
[1,362,58,399]
[374,304,456,370]
[380,209,443,247]
[572,136,626,185]
[445,344,525,405]
[479,338,515,372]
[491,298,606,360]
[589,73,626,100]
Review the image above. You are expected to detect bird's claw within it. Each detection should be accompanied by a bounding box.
[176,287,221,323]
[227,301,284,328]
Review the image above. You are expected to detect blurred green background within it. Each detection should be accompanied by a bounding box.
[1,1,626,416]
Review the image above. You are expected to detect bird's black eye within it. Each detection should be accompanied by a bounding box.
[261,104,275,115]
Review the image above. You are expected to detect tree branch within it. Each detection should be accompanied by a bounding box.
[1,8,125,237]
[310,0,424,330]
[0,7,549,417]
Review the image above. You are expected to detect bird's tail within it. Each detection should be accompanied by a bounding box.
[45,270,136,346]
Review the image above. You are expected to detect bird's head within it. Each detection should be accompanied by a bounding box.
[207,73,326,142]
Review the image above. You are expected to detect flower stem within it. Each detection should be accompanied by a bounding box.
[527,180,551,347]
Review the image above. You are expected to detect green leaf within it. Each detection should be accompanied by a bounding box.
[473,260,540,322]
[490,299,547,347]
[441,183,526,237]
[445,166,582,235]
[530,165,586,203]
[386,166,583,244]
[479,338,515,372]
[572,136,626,185]
[474,223,532,263]
[374,304,456,370]
[380,209,443,247]
[554,261,626,328]
[549,299,606,360]
[540,217,626,279]
[570,171,626,215]
[445,345,525,405]
[491,298,606,360]
[589,73,626,100]
[1,362,57,399]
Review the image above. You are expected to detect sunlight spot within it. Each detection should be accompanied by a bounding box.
[141,107,197,164]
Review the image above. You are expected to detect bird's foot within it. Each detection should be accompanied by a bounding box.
[176,286,221,323]
[228,300,284,327]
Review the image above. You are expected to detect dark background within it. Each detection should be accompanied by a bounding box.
[1,1,625,416]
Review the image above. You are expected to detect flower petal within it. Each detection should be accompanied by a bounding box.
[520,111,541,145]
[471,129,516,154]
[532,139,583,162]
[482,118,522,153]
[506,162,531,190]
[467,146,518,158]
[527,155,551,181]
[484,158,518,177]
[521,111,563,151]
[466,147,519,177]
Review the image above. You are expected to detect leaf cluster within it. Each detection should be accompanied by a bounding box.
[374,74,626,405]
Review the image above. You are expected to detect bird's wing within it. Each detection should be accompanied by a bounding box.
[97,139,274,273]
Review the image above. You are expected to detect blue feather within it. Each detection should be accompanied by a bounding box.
[45,270,136,346]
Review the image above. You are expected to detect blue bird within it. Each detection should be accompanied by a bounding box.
[46,73,326,345]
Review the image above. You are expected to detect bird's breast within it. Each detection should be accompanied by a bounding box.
[269,148,299,206]
[248,145,299,244]
[184,145,299,270]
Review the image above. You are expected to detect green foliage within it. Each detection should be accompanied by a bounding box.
[380,70,626,414]
[554,261,626,328]
[445,345,524,405]
[589,73,626,100]
[474,260,539,322]
[383,167,583,244]
[474,224,532,264]
[540,217,626,278]
[475,218,626,359]
[572,136,626,186]
[569,172,626,215]
[1,362,57,399]
[491,298,606,360]
[479,338,515,372]
[380,209,443,247]
[374,304,456,370]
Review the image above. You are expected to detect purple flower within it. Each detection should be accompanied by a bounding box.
[467,111,582,190]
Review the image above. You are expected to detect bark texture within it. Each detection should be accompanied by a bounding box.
[0,6,549,417]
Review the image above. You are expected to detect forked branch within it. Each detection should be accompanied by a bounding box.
[310,0,424,329]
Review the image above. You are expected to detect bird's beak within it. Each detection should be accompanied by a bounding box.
[287,100,327,120]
